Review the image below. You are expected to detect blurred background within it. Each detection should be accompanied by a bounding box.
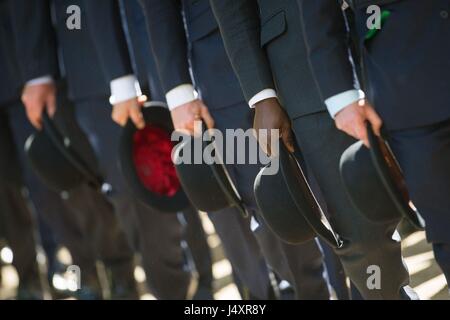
[0,213,448,300]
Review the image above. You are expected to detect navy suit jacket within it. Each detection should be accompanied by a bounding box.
[300,0,450,130]
[5,0,110,102]
[140,0,245,110]
[1,0,59,105]
[84,0,167,102]
[53,0,111,101]
[0,1,21,105]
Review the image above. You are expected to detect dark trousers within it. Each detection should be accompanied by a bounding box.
[207,207,273,299]
[182,208,214,296]
[0,185,40,288]
[209,103,331,300]
[388,117,450,286]
[291,111,413,300]
[0,109,40,288]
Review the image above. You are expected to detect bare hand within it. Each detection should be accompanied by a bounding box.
[21,83,57,129]
[111,96,146,129]
[253,98,294,156]
[334,99,382,147]
[170,99,214,135]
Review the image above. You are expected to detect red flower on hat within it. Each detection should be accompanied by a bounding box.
[132,125,180,197]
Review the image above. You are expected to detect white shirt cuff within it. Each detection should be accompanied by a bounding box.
[165,84,196,111]
[248,89,278,108]
[26,75,53,86]
[325,89,365,118]
[110,74,141,104]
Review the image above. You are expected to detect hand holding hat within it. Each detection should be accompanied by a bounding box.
[334,99,382,148]
[170,99,215,136]
[253,98,294,156]
[111,95,147,129]
[21,82,57,130]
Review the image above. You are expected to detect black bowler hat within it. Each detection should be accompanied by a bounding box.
[173,123,250,217]
[25,112,103,193]
[254,142,342,248]
[119,102,190,213]
[340,124,425,230]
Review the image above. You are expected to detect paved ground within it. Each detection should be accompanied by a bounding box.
[0,213,448,300]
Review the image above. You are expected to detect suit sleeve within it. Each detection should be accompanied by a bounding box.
[139,0,191,94]
[299,0,355,100]
[83,0,134,82]
[210,0,275,103]
[8,0,59,82]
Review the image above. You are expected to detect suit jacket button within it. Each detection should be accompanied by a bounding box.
[440,10,449,19]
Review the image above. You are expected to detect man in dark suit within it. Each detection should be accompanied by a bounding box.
[119,0,221,300]
[129,0,333,299]
[83,0,280,300]
[7,0,142,299]
[21,0,229,300]
[211,0,417,299]
[299,0,450,285]
[0,1,106,299]
[18,0,206,300]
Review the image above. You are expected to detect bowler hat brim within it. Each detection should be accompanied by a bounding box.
[367,125,426,230]
[255,142,342,248]
[25,112,102,192]
[173,124,249,217]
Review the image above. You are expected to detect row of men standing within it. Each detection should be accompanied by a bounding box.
[0,0,350,300]
[1,0,448,300]
[211,0,450,295]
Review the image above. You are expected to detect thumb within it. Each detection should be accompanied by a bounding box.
[130,105,145,129]
[201,105,215,129]
[365,106,383,137]
[281,125,295,154]
[46,92,57,117]
[256,128,271,156]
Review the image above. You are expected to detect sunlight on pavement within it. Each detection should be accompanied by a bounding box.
[140,293,156,300]
[403,232,427,248]
[213,259,232,281]
[415,274,448,300]
[405,251,435,267]
[134,266,147,284]
[0,247,13,264]
[1,226,448,300]
[408,261,433,276]
[214,283,240,300]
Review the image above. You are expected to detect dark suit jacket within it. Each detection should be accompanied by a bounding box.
[0,1,22,105]
[53,0,111,101]
[300,0,450,130]
[211,0,327,119]
[140,0,244,110]
[85,0,166,102]
[118,0,159,99]
[6,0,110,102]
[8,0,59,83]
